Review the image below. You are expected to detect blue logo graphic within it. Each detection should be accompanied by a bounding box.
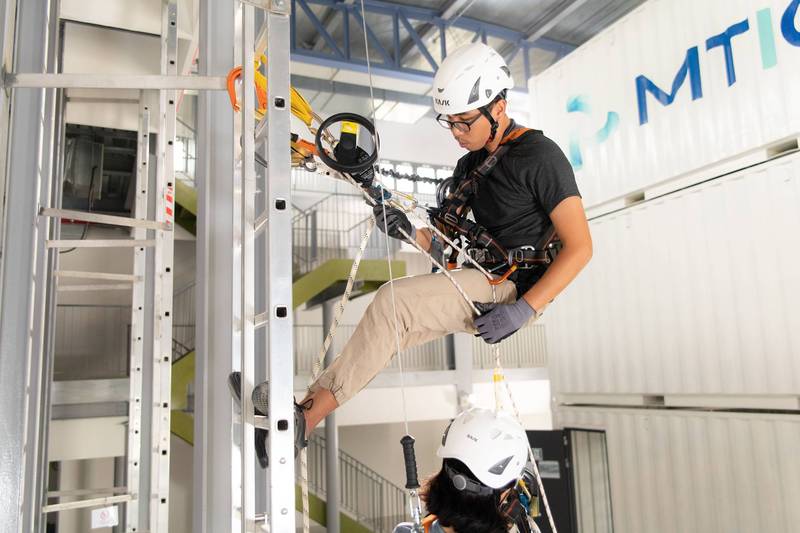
[636,0,799,125]
[566,95,620,169]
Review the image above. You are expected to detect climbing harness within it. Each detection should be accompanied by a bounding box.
[428,126,561,280]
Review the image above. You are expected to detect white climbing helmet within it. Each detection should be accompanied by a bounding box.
[437,407,528,489]
[432,42,514,115]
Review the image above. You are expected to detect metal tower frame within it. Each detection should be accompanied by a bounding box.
[1,0,295,532]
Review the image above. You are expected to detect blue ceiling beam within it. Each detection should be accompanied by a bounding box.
[291,0,578,89]
[291,49,440,85]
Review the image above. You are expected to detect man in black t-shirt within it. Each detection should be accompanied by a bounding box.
[231,43,593,468]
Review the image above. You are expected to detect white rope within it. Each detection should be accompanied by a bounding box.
[299,219,376,533]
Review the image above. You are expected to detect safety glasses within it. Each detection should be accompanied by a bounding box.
[436,112,483,133]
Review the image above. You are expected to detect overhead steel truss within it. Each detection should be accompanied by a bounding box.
[290,0,577,87]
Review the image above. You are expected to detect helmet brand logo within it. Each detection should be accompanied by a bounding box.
[485,89,492,98]
[437,87,445,93]
[435,98,450,106]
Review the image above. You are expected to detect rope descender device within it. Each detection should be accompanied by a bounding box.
[313,112,417,213]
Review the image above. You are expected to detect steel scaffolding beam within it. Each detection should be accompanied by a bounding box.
[0,0,56,531]
[290,0,576,87]
[195,0,237,531]
[2,1,300,531]
[239,3,259,530]
[126,97,150,533]
[263,2,296,530]
[149,2,179,531]
[4,73,227,90]
[0,1,187,531]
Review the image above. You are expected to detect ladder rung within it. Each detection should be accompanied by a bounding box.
[47,486,128,499]
[41,208,169,231]
[234,413,270,430]
[9,73,227,91]
[254,212,268,235]
[41,493,134,514]
[46,239,156,249]
[55,270,138,282]
[57,284,133,292]
[254,312,268,329]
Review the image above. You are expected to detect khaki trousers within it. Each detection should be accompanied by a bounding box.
[309,268,518,405]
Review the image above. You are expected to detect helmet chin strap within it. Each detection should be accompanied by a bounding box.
[478,104,499,144]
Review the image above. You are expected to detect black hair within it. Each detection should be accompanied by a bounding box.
[420,459,512,533]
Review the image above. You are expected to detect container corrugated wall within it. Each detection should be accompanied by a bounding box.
[529,0,800,208]
[547,152,800,400]
[558,407,800,533]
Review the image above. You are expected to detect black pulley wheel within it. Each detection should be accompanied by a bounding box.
[436,176,455,208]
[315,112,379,174]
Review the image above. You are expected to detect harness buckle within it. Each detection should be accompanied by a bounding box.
[508,245,536,266]
[442,212,460,226]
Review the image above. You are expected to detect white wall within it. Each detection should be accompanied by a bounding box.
[547,152,800,408]
[558,407,800,533]
[60,0,195,40]
[530,0,800,210]
[62,22,163,132]
[169,435,193,533]
[55,457,116,533]
[531,2,800,531]
[374,118,466,167]
[338,420,451,491]
[49,417,127,461]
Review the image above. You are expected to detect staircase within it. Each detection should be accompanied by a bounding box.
[170,350,407,533]
[168,179,410,531]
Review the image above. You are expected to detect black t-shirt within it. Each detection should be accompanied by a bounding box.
[451,124,581,294]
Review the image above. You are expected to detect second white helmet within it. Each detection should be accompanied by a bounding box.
[432,43,514,115]
[437,407,528,489]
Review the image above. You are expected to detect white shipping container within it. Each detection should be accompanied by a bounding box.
[556,407,800,533]
[546,152,800,403]
[529,0,800,209]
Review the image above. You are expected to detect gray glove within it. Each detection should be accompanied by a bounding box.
[373,204,415,242]
[473,298,535,344]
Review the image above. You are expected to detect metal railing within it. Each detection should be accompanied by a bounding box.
[172,282,195,360]
[472,323,548,369]
[54,305,130,381]
[305,433,407,532]
[55,303,547,383]
[294,324,449,376]
[292,196,399,277]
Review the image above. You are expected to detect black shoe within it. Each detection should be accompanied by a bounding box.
[227,371,267,415]
[227,372,309,468]
[228,372,270,468]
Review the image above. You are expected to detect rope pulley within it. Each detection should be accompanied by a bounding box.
[314,112,379,176]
